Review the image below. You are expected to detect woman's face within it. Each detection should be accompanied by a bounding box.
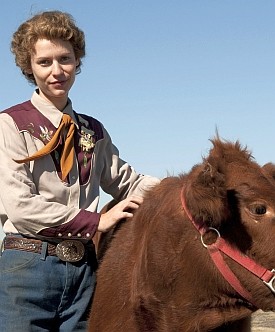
[27,38,79,110]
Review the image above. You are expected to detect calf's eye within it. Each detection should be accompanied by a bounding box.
[249,204,267,215]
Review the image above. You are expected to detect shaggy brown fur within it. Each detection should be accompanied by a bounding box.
[89,138,275,332]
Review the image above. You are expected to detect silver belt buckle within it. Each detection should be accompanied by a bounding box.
[56,240,85,262]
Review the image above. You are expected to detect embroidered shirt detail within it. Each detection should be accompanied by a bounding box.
[3,101,56,142]
[39,125,54,143]
[76,114,104,179]
[79,126,96,168]
[79,127,95,152]
[27,123,35,134]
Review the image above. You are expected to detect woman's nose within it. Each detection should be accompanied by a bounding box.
[52,61,64,75]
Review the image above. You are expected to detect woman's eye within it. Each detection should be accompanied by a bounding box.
[38,59,51,66]
[249,204,267,215]
[60,56,71,63]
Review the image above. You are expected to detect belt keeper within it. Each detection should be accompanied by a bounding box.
[40,241,48,261]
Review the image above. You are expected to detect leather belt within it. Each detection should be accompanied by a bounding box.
[3,236,87,263]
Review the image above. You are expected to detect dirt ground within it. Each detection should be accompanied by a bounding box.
[251,310,275,331]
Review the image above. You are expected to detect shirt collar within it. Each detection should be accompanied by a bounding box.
[31,90,78,129]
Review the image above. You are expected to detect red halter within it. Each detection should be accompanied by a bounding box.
[180,187,275,308]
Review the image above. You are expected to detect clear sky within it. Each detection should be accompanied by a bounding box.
[1,1,275,238]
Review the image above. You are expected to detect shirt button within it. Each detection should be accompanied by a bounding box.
[77,233,82,237]
[58,233,62,237]
[86,233,91,238]
[68,233,72,237]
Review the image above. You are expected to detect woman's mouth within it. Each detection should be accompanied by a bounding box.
[51,80,67,87]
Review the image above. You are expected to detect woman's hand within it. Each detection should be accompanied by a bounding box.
[97,196,143,232]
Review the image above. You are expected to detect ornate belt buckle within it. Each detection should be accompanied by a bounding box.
[56,240,85,262]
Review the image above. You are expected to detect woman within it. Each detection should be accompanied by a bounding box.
[0,11,158,331]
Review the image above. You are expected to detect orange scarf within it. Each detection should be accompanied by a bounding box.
[15,113,75,181]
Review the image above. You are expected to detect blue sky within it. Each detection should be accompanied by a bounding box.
[1,1,275,237]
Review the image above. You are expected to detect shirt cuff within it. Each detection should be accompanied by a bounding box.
[37,210,100,240]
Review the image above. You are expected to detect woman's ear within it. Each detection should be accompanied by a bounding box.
[24,67,33,75]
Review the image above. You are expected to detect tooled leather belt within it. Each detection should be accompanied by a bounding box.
[3,236,88,263]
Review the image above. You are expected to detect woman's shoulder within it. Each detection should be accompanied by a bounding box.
[1,100,34,115]
[1,100,55,138]
[75,112,105,140]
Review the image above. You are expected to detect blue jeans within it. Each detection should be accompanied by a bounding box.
[0,241,97,331]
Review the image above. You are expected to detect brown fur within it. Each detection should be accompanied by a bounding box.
[89,138,275,332]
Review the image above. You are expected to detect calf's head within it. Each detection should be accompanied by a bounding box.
[183,138,275,253]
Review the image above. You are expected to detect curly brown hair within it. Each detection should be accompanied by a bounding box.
[11,11,86,85]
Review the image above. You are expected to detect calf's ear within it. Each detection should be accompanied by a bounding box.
[261,162,275,183]
[183,160,228,229]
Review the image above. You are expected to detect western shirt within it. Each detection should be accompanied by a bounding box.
[0,91,159,241]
